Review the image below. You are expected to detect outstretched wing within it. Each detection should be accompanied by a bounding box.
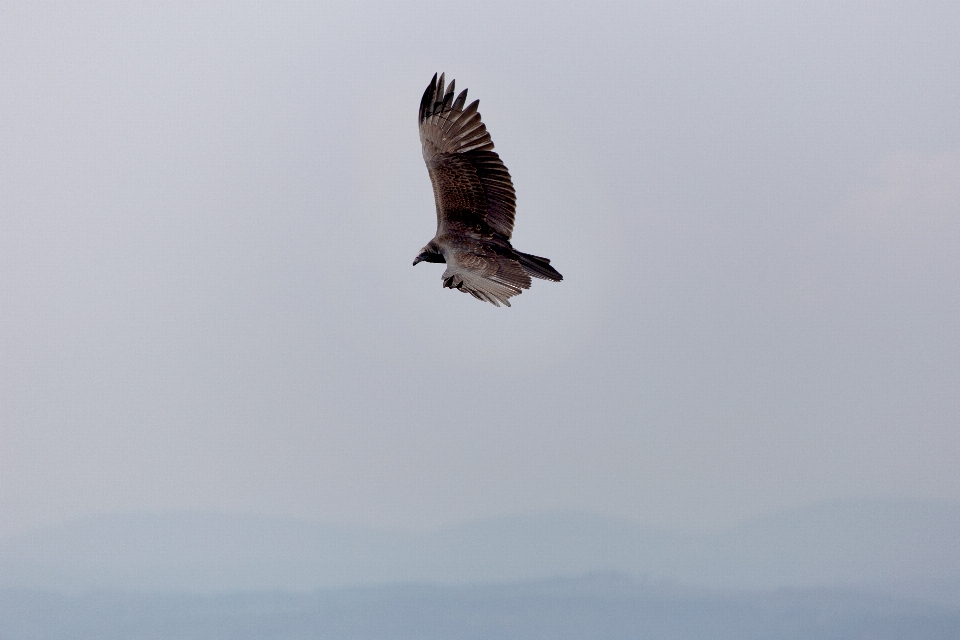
[419,73,517,240]
[441,247,531,307]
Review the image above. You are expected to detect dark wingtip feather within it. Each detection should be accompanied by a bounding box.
[419,73,438,122]
[452,88,468,112]
[441,82,455,111]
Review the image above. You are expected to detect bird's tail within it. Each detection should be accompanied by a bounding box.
[516,252,563,282]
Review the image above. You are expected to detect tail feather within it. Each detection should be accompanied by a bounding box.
[516,251,563,282]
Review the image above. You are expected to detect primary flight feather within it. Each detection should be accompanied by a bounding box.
[413,73,562,307]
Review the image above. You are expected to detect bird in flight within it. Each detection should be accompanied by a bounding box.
[413,73,562,307]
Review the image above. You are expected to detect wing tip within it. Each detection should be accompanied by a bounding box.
[419,72,439,122]
[419,73,478,126]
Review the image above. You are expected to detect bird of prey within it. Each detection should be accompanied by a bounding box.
[413,73,562,307]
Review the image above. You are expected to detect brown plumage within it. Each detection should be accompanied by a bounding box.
[413,73,562,307]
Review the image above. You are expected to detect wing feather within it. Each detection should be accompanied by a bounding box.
[451,88,468,112]
[418,73,438,122]
[419,75,517,239]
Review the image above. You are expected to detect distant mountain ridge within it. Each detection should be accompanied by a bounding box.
[1,499,958,605]
[3,574,958,640]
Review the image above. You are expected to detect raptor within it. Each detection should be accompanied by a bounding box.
[413,73,562,307]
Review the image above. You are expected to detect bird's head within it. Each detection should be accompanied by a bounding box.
[412,242,444,266]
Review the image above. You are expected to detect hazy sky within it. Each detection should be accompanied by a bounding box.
[1,0,958,538]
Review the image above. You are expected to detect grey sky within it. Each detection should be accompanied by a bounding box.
[1,0,958,538]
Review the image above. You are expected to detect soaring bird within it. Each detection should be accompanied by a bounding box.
[413,73,562,307]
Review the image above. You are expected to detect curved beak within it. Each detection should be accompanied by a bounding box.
[412,256,423,266]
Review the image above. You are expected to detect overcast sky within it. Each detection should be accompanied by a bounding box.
[1,0,958,538]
